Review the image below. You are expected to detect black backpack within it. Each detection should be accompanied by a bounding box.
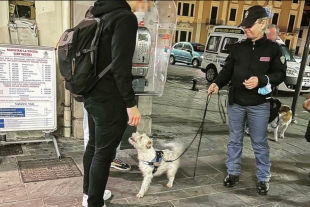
[57,8,127,97]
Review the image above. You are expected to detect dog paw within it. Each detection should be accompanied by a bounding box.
[268,138,278,142]
[136,192,144,198]
[166,183,173,188]
[280,135,285,139]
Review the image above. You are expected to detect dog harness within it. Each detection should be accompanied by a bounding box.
[141,151,164,174]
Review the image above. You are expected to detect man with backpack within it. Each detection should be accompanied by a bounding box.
[81,1,141,206]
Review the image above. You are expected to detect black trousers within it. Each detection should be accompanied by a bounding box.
[83,95,127,207]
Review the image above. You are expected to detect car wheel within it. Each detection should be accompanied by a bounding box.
[205,67,217,82]
[192,59,199,68]
[169,55,175,65]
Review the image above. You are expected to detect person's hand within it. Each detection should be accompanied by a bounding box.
[127,105,141,126]
[303,98,310,112]
[243,76,258,89]
[208,83,219,94]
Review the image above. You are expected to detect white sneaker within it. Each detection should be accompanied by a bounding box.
[103,190,112,200]
[82,190,111,207]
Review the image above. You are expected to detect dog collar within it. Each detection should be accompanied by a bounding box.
[140,151,164,174]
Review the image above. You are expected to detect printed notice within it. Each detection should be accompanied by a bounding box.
[0,44,56,131]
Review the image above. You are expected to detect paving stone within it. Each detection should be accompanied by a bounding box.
[286,194,310,207]
[0,157,18,171]
[106,178,140,200]
[284,177,310,195]
[193,174,220,185]
[0,145,23,156]
[126,195,161,206]
[43,194,81,207]
[25,177,82,199]
[0,184,28,204]
[179,157,221,177]
[232,182,304,206]
[146,201,175,207]
[170,192,247,207]
[0,169,22,191]
[255,203,280,207]
[63,151,84,171]
[183,185,217,197]
[144,181,175,194]
[107,198,130,206]
[0,199,44,207]
[153,189,190,202]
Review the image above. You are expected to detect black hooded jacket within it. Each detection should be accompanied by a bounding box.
[214,34,287,106]
[88,0,138,108]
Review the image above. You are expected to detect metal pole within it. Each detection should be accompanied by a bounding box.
[291,23,310,122]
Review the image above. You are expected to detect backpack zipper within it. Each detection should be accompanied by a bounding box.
[65,43,69,56]
[72,58,75,75]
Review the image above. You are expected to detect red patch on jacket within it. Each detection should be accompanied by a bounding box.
[260,57,270,62]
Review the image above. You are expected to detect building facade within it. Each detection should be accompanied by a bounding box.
[0,0,153,139]
[175,0,304,54]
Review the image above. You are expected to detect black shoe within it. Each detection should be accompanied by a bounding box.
[223,174,239,187]
[256,181,269,195]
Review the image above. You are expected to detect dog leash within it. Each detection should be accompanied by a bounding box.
[218,91,227,124]
[165,91,226,175]
[164,93,213,164]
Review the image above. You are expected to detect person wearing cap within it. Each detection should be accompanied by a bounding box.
[208,5,287,195]
[267,24,279,41]
[245,23,280,135]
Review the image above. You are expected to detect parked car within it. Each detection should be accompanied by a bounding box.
[293,56,302,63]
[169,42,205,68]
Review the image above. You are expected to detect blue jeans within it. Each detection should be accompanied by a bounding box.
[226,102,271,182]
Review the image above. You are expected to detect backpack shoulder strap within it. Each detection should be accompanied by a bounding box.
[96,9,132,78]
[98,63,112,78]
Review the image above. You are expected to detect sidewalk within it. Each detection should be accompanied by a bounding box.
[0,65,310,207]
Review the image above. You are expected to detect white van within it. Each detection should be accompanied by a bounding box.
[200,26,310,92]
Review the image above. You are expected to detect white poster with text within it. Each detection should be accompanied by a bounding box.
[0,44,57,132]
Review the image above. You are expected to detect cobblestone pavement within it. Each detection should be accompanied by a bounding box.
[0,64,310,207]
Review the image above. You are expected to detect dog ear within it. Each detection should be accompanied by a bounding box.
[146,140,153,149]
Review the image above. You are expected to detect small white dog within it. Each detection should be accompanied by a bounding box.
[128,132,183,198]
[268,105,292,142]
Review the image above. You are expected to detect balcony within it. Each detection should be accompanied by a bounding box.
[273,0,282,8]
[278,26,300,35]
[257,1,266,5]
[178,15,195,23]
[205,18,224,25]
[291,3,299,10]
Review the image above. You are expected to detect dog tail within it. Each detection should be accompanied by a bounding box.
[164,143,183,157]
